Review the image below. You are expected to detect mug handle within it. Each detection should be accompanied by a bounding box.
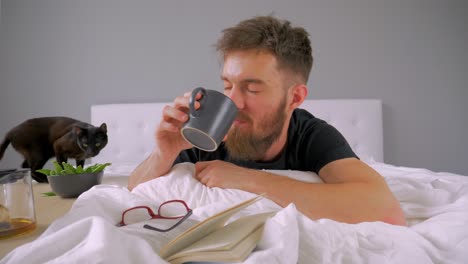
[189,87,206,117]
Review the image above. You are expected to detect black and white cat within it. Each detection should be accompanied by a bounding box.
[0,117,108,182]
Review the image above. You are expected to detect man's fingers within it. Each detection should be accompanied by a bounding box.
[163,104,188,123]
[158,104,190,133]
[177,92,202,110]
[194,165,207,184]
[197,173,209,185]
[194,161,216,175]
[184,91,203,99]
[159,121,180,133]
[174,95,190,110]
[194,161,207,175]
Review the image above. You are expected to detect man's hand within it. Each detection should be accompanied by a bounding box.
[194,160,253,190]
[155,91,203,156]
[129,91,202,190]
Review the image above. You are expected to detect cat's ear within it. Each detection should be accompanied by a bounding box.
[99,123,107,133]
[73,126,84,136]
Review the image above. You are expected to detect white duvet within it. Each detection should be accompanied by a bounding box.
[2,161,468,264]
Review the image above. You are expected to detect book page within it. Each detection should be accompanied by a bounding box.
[159,194,264,259]
[145,218,200,251]
[120,217,200,252]
[169,225,265,264]
[167,212,275,259]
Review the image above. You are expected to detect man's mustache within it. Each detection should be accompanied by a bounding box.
[236,112,251,123]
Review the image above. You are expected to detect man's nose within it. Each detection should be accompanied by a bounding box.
[226,87,245,110]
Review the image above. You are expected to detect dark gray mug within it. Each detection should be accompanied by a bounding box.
[181,87,238,151]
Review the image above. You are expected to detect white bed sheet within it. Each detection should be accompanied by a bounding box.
[2,161,468,264]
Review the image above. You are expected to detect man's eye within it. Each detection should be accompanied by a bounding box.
[247,89,259,94]
[224,87,232,91]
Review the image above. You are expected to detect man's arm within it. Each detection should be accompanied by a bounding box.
[194,158,406,225]
[128,91,203,190]
[128,148,179,190]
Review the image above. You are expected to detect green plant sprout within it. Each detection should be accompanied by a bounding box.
[36,161,111,176]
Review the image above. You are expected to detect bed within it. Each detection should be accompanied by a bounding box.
[2,100,468,264]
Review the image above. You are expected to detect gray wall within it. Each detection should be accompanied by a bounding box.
[1,0,467,175]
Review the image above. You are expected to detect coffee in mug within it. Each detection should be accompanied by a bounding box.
[181,87,238,151]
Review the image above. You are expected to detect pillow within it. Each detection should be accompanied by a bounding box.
[131,162,322,219]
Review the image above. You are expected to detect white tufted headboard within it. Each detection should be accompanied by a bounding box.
[91,100,383,167]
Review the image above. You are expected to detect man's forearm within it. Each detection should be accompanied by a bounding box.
[128,149,179,190]
[246,170,405,225]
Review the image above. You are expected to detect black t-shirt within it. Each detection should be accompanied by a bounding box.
[174,108,358,174]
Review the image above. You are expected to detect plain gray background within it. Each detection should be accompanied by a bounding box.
[1,0,467,175]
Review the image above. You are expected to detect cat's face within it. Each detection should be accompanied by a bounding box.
[75,123,108,157]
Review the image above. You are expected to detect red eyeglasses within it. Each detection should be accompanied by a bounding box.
[117,200,192,232]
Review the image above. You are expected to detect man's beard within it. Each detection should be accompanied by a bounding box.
[225,97,287,161]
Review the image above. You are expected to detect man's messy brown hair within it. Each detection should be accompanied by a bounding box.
[216,15,313,84]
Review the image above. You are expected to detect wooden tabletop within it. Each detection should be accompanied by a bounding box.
[0,176,128,258]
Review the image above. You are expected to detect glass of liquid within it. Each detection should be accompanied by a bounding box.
[0,169,36,239]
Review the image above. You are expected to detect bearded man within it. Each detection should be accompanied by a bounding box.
[129,16,406,226]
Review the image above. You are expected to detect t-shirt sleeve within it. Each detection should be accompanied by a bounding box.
[300,122,358,174]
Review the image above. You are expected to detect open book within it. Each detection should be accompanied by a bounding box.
[159,195,276,264]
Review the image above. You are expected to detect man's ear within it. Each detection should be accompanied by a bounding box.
[288,84,308,111]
